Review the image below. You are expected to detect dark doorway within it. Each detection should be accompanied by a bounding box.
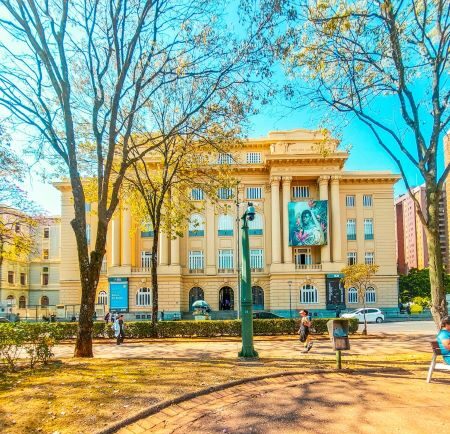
[252,286,264,310]
[189,287,204,311]
[219,286,234,310]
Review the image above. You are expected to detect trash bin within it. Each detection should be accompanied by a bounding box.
[327,319,350,351]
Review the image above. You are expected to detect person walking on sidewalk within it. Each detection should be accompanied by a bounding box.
[113,314,125,345]
[299,309,313,353]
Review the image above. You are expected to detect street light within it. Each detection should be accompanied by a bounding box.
[288,280,292,319]
[238,202,258,358]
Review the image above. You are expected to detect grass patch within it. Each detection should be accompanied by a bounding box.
[0,351,430,434]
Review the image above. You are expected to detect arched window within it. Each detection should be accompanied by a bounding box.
[136,287,151,306]
[97,291,108,305]
[365,287,376,304]
[218,214,234,236]
[348,287,358,304]
[41,296,49,307]
[6,295,15,306]
[219,286,234,310]
[189,213,205,237]
[300,284,318,304]
[19,296,26,309]
[189,287,204,311]
[252,286,264,310]
[248,213,263,235]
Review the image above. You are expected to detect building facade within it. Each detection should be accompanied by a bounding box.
[55,129,400,319]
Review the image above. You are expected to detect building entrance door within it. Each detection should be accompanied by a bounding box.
[219,286,234,310]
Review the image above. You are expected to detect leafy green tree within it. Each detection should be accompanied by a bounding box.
[399,268,450,303]
[279,0,450,328]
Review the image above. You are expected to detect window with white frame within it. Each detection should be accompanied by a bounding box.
[43,227,50,239]
[363,194,373,207]
[97,291,108,305]
[40,296,49,307]
[136,287,151,306]
[217,153,233,164]
[348,287,358,304]
[365,252,375,265]
[292,186,310,198]
[347,219,356,240]
[189,213,205,236]
[294,248,312,265]
[250,249,264,270]
[364,219,374,240]
[217,187,233,200]
[218,214,234,236]
[8,271,14,284]
[20,273,26,285]
[346,195,355,207]
[218,249,234,270]
[365,287,376,303]
[19,295,26,309]
[188,250,204,270]
[141,251,153,268]
[248,213,263,235]
[43,249,49,260]
[86,224,91,244]
[42,267,49,286]
[246,187,262,200]
[191,188,204,201]
[347,251,357,265]
[6,295,14,305]
[246,152,261,163]
[300,284,318,304]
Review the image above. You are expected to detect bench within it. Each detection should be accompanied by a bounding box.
[426,341,450,383]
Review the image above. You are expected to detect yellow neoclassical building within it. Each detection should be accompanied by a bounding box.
[54,129,401,319]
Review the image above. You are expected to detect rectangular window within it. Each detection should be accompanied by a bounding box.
[188,251,204,271]
[365,252,375,265]
[42,268,49,286]
[43,249,49,260]
[141,251,153,268]
[363,194,373,207]
[217,153,233,164]
[20,273,26,285]
[246,187,262,200]
[191,188,204,201]
[8,271,14,284]
[347,252,357,265]
[217,187,233,200]
[101,257,107,273]
[347,219,356,240]
[43,227,50,239]
[292,186,310,198]
[250,249,264,271]
[86,224,91,244]
[346,195,355,207]
[246,152,261,163]
[85,203,91,212]
[218,249,234,271]
[364,219,374,240]
[294,248,312,266]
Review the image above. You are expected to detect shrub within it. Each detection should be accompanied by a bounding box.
[0,324,26,371]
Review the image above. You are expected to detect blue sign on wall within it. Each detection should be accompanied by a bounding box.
[109,277,129,311]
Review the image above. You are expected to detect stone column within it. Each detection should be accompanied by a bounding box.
[282,176,292,264]
[159,232,169,266]
[170,237,180,265]
[111,210,121,267]
[271,176,281,264]
[121,206,131,266]
[318,176,330,263]
[330,175,342,262]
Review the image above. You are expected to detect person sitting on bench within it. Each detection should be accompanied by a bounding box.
[437,316,450,365]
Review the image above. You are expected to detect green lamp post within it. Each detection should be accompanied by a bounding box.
[238,202,258,358]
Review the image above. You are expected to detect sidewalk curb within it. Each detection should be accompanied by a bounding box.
[96,367,402,434]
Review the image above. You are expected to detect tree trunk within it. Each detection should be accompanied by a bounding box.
[424,186,448,329]
[151,231,159,328]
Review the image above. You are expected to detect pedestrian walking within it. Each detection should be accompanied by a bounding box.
[299,309,313,353]
[113,314,125,345]
[104,312,111,323]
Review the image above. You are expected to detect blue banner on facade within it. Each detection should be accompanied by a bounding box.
[109,277,129,311]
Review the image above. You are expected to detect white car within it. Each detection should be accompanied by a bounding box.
[342,308,384,323]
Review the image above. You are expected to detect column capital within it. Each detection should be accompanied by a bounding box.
[318,175,330,185]
[282,176,293,184]
[270,176,281,185]
[330,175,341,183]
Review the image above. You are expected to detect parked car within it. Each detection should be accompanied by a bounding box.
[0,317,11,323]
[253,312,283,319]
[342,308,384,323]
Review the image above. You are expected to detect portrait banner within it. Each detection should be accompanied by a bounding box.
[288,200,328,246]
